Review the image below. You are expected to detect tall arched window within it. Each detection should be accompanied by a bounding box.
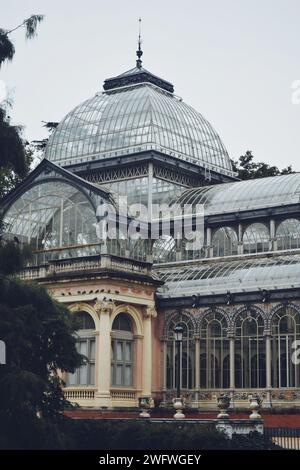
[276,219,300,251]
[200,311,229,389]
[235,310,266,388]
[212,227,238,258]
[67,311,96,386]
[111,313,134,387]
[271,306,300,388]
[243,223,270,254]
[166,314,195,390]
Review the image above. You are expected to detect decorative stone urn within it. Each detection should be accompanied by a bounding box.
[139,396,153,418]
[249,394,262,419]
[173,397,185,419]
[217,394,231,419]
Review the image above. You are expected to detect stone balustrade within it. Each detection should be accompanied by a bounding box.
[111,390,137,400]
[63,388,96,401]
[19,254,152,281]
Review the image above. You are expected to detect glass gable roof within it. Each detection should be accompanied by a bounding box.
[176,173,300,214]
[45,82,234,177]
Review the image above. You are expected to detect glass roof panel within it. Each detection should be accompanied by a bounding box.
[45,83,234,176]
[176,173,300,213]
[155,254,300,297]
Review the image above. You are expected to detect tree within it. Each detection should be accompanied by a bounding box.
[0,275,83,419]
[0,15,44,66]
[0,15,44,178]
[232,151,294,180]
[32,121,59,152]
[0,146,33,199]
[0,106,28,177]
[0,13,82,433]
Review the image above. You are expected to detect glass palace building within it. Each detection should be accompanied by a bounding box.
[2,47,300,412]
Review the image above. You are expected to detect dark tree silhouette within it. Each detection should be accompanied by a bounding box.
[232,151,294,180]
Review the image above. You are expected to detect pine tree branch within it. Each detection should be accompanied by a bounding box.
[6,15,44,39]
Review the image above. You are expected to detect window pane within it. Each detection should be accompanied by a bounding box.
[116,365,123,385]
[80,341,87,356]
[125,342,132,361]
[116,342,123,361]
[90,339,96,360]
[124,365,132,386]
[90,364,95,385]
[68,371,76,386]
[79,364,88,385]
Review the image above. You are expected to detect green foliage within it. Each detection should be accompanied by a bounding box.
[23,15,44,40]
[0,418,279,450]
[0,15,44,66]
[0,107,27,177]
[0,144,33,199]
[32,121,59,151]
[0,277,83,420]
[0,241,32,275]
[232,151,294,180]
[0,29,14,66]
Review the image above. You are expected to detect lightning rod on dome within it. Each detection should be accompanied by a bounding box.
[136,18,143,69]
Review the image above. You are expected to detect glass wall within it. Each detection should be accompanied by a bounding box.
[199,311,229,389]
[212,227,238,257]
[235,310,266,388]
[277,219,300,251]
[166,314,195,390]
[164,305,300,394]
[271,306,300,388]
[243,223,270,254]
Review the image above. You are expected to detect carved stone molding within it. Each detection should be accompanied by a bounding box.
[143,306,157,319]
[94,298,115,315]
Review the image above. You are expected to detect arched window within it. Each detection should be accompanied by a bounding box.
[243,223,270,254]
[111,313,134,387]
[276,219,300,251]
[212,227,238,258]
[166,314,195,390]
[67,311,96,387]
[200,311,229,389]
[235,310,266,388]
[271,306,300,388]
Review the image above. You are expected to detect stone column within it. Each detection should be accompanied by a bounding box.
[134,334,144,392]
[229,336,235,389]
[94,299,115,408]
[265,333,272,389]
[195,336,200,402]
[142,306,157,397]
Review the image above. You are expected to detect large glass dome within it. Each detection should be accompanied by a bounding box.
[45,69,234,177]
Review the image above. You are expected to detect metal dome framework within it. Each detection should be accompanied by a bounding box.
[45,83,234,177]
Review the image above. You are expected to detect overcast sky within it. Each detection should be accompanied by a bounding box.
[1,0,300,170]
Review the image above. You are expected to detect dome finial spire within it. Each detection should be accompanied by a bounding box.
[136,18,143,69]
